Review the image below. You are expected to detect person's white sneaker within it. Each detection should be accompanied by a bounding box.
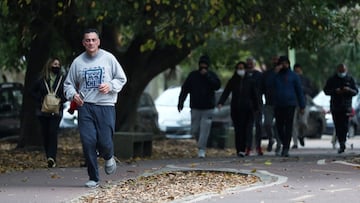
[198,149,206,158]
[47,157,56,168]
[105,156,116,175]
[85,180,99,188]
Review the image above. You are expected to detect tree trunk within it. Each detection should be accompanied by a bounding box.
[17,33,52,148]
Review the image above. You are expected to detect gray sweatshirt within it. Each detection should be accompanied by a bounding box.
[64,49,127,106]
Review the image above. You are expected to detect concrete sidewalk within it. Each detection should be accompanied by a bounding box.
[0,136,359,203]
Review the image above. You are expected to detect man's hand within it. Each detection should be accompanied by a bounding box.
[343,86,351,92]
[299,108,305,114]
[177,103,183,112]
[73,93,84,106]
[200,68,208,75]
[99,83,110,94]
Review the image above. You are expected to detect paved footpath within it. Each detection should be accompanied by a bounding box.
[0,136,360,203]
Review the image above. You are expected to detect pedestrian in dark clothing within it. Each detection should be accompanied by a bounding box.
[262,56,281,155]
[323,63,358,153]
[217,61,261,157]
[32,57,66,168]
[246,57,264,155]
[273,56,305,157]
[178,55,221,158]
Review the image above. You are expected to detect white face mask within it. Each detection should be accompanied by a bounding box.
[237,70,246,77]
[337,72,347,78]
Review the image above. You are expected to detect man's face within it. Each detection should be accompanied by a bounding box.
[246,59,254,69]
[337,65,347,73]
[271,56,279,66]
[280,61,289,69]
[82,32,100,55]
[199,62,208,74]
[294,67,302,74]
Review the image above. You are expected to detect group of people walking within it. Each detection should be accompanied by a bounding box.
[30,28,358,188]
[178,55,358,158]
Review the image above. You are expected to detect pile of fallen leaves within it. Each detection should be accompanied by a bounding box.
[77,170,259,203]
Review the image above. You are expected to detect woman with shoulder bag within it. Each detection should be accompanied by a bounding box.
[32,57,66,168]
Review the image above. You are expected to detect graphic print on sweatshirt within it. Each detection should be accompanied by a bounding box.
[84,67,104,89]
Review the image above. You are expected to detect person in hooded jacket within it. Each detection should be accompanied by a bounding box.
[323,63,358,153]
[273,56,305,157]
[217,61,261,157]
[178,55,221,158]
[32,57,66,168]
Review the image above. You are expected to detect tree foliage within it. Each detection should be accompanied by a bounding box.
[0,0,359,147]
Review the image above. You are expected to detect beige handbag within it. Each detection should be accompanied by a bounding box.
[41,76,62,114]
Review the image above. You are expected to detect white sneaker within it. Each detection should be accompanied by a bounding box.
[198,149,206,158]
[47,157,56,168]
[105,157,116,175]
[85,180,99,188]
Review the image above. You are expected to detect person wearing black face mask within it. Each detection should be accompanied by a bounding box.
[324,64,358,153]
[51,65,61,75]
[32,57,66,168]
[178,55,221,158]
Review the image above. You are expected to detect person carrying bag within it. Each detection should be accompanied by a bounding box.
[31,57,66,168]
[41,76,63,114]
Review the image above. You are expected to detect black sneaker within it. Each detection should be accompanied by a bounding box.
[338,143,346,154]
[281,149,289,157]
[237,152,245,157]
[299,137,305,146]
[267,140,274,152]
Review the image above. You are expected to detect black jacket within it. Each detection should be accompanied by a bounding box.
[218,72,260,112]
[323,73,358,113]
[178,70,221,110]
[261,67,277,105]
[32,74,66,117]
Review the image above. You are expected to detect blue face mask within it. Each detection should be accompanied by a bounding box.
[337,72,347,78]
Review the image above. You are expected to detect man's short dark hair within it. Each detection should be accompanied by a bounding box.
[294,63,301,69]
[83,28,100,37]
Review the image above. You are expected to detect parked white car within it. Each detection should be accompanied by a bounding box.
[155,86,192,139]
[155,86,232,140]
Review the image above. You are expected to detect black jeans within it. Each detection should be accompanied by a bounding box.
[332,111,349,146]
[231,109,254,153]
[39,115,61,160]
[274,106,296,151]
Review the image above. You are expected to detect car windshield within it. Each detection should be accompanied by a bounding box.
[155,87,190,107]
